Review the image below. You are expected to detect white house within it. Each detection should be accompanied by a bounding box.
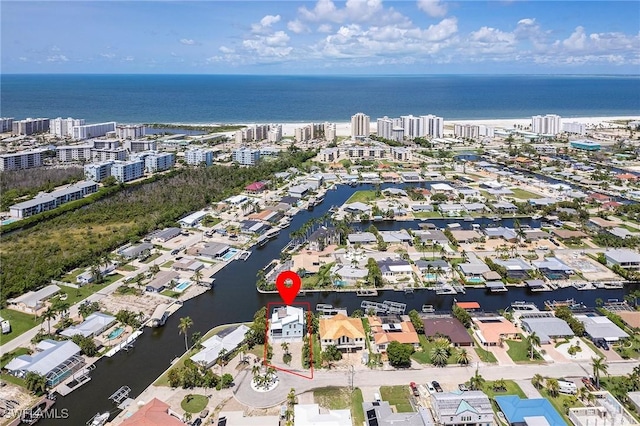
[431,391,494,426]
[269,306,305,342]
[60,312,116,338]
[191,324,249,368]
[604,249,640,271]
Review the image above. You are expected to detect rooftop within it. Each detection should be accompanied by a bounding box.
[495,396,565,426]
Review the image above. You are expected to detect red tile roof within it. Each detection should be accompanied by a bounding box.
[456,302,480,310]
[245,181,266,191]
[121,398,185,426]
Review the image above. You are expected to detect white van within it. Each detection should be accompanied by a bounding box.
[374,393,381,402]
[558,380,577,395]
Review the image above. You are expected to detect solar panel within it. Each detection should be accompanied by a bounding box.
[366,409,379,426]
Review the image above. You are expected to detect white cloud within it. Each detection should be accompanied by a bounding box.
[100,53,116,59]
[318,24,333,33]
[252,14,281,33]
[46,55,68,62]
[562,26,587,50]
[219,46,235,54]
[287,19,308,34]
[243,30,292,59]
[417,0,447,18]
[298,0,405,25]
[180,38,196,45]
[123,56,135,62]
[18,57,27,62]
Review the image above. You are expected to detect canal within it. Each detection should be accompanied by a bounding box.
[42,182,636,425]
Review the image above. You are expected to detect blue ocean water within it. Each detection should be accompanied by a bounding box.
[1,74,638,124]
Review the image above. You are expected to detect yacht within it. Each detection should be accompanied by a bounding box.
[87,412,110,426]
[421,304,435,313]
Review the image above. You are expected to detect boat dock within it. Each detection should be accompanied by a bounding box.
[109,386,133,410]
[360,300,407,315]
[315,304,347,317]
[104,329,143,357]
[238,250,252,261]
[56,364,96,396]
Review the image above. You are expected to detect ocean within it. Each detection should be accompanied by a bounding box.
[1,74,639,124]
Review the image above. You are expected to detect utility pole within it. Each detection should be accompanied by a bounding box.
[348,365,355,391]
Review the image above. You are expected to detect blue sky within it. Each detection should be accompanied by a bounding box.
[2,1,639,74]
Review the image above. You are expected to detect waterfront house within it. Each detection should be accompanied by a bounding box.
[306,174,324,189]
[529,197,557,207]
[150,227,181,243]
[458,253,491,280]
[369,315,420,353]
[172,258,204,273]
[145,271,179,293]
[344,202,372,214]
[523,229,549,241]
[331,264,368,285]
[362,401,432,426]
[119,242,154,260]
[319,313,365,352]
[520,313,573,344]
[493,258,534,280]
[484,227,518,242]
[308,226,339,251]
[348,232,377,244]
[401,172,422,182]
[239,220,269,235]
[377,258,413,279]
[431,183,456,194]
[60,312,116,338]
[5,339,84,387]
[411,204,434,213]
[574,314,629,344]
[289,184,311,198]
[120,398,185,426]
[379,230,412,244]
[191,324,249,368]
[415,259,451,274]
[7,284,60,314]
[463,203,486,213]
[604,249,640,271]
[194,242,231,260]
[450,230,483,244]
[533,257,573,279]
[294,404,351,426]
[493,201,518,214]
[495,396,565,426]
[431,391,494,426]
[417,229,449,245]
[588,217,618,230]
[422,317,474,347]
[473,316,520,346]
[269,306,305,342]
[439,203,465,216]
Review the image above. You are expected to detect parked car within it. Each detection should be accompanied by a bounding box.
[458,384,468,391]
[410,382,419,397]
[426,383,436,394]
[171,249,179,255]
[191,418,202,426]
[432,381,443,393]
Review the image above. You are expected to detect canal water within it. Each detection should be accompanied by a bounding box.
[41,182,636,425]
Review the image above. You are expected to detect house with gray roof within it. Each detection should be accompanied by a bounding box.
[458,253,490,278]
[119,242,154,260]
[146,271,179,293]
[344,202,372,213]
[196,242,231,259]
[379,230,412,244]
[5,339,84,387]
[493,201,518,213]
[7,284,60,314]
[417,230,449,244]
[77,263,116,285]
[60,312,116,338]
[520,313,574,344]
[484,227,517,242]
[533,257,573,279]
[431,391,494,426]
[463,203,486,213]
[191,324,249,368]
[604,249,640,270]
[574,314,629,343]
[150,227,181,242]
[411,204,434,212]
[415,259,451,273]
[383,188,407,196]
[529,197,558,206]
[331,265,368,283]
[363,401,433,426]
[348,232,377,244]
[439,203,465,215]
[378,258,413,278]
[494,258,534,279]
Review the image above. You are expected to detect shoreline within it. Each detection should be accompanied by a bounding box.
[147,115,639,138]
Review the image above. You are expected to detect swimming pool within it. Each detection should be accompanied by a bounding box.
[107,327,125,340]
[1,219,17,226]
[221,248,239,261]
[424,273,437,281]
[467,277,485,284]
[175,281,191,292]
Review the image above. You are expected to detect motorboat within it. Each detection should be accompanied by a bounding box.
[87,412,110,426]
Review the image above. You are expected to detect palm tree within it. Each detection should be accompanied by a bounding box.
[178,316,193,352]
[531,374,544,390]
[281,342,290,355]
[149,263,160,278]
[591,356,608,388]
[576,387,590,402]
[456,348,470,365]
[469,368,485,391]
[546,378,560,397]
[431,347,449,367]
[527,332,541,360]
[192,269,203,286]
[251,364,261,379]
[135,273,144,292]
[41,307,56,335]
[25,372,48,395]
[493,378,507,392]
[218,348,228,374]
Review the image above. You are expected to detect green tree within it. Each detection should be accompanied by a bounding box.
[25,372,48,395]
[532,373,544,390]
[366,258,384,288]
[321,345,343,365]
[456,348,470,365]
[71,334,98,356]
[41,307,56,335]
[452,305,472,328]
[546,378,560,397]
[408,310,424,333]
[469,368,485,391]
[179,316,193,352]
[591,356,608,388]
[192,269,203,286]
[247,307,267,347]
[387,341,414,368]
[526,332,541,360]
[430,346,449,367]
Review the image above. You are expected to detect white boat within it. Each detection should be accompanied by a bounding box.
[87,412,110,426]
[447,223,461,229]
[421,304,435,313]
[531,214,543,220]
[463,217,474,222]
[264,228,280,239]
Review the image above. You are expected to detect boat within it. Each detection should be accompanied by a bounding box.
[491,216,501,222]
[264,228,280,239]
[87,412,110,426]
[315,194,325,204]
[256,235,269,247]
[463,217,474,222]
[510,301,538,311]
[238,251,252,261]
[447,223,461,229]
[329,205,339,213]
[316,304,333,310]
[531,214,543,220]
[421,304,435,313]
[356,289,378,296]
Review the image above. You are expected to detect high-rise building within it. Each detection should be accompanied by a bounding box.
[0,149,46,171]
[351,113,370,138]
[324,122,336,142]
[144,152,175,173]
[84,161,114,182]
[401,115,422,139]
[124,139,157,153]
[57,144,93,162]
[50,117,85,138]
[295,125,312,142]
[185,149,214,166]
[110,160,144,183]
[116,124,145,140]
[421,115,444,138]
[532,114,561,135]
[72,122,117,140]
[267,125,282,143]
[90,147,127,162]
[12,118,50,136]
[233,147,261,166]
[0,118,14,133]
[376,117,394,140]
[562,122,586,135]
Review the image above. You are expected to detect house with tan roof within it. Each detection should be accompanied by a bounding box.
[369,315,420,353]
[319,313,365,352]
[473,316,520,346]
[120,398,185,425]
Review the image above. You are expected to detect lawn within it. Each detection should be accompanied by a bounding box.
[141,252,162,264]
[379,385,414,413]
[161,260,175,268]
[413,211,443,218]
[181,394,208,413]
[614,335,640,359]
[314,387,352,409]
[509,188,542,199]
[539,387,582,423]
[474,345,498,363]
[58,275,122,306]
[117,264,137,272]
[61,268,86,283]
[346,190,382,204]
[161,290,181,298]
[0,347,31,368]
[0,309,40,344]
[351,388,365,425]
[505,336,543,363]
[481,380,527,399]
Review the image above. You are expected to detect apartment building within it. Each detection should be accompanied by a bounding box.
[92,139,121,150]
[185,149,213,166]
[233,147,261,166]
[12,118,50,136]
[116,124,145,140]
[421,114,444,138]
[90,147,127,162]
[0,149,46,171]
[50,117,85,138]
[532,114,562,135]
[10,180,98,218]
[267,124,282,143]
[111,160,144,183]
[346,145,386,160]
[72,122,116,140]
[563,122,586,135]
[144,152,175,173]
[84,161,114,182]
[0,118,14,133]
[57,144,93,162]
[123,139,157,153]
[351,113,370,138]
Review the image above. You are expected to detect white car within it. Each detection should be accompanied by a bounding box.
[426,383,436,394]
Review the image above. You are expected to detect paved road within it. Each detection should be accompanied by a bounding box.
[233,359,638,409]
